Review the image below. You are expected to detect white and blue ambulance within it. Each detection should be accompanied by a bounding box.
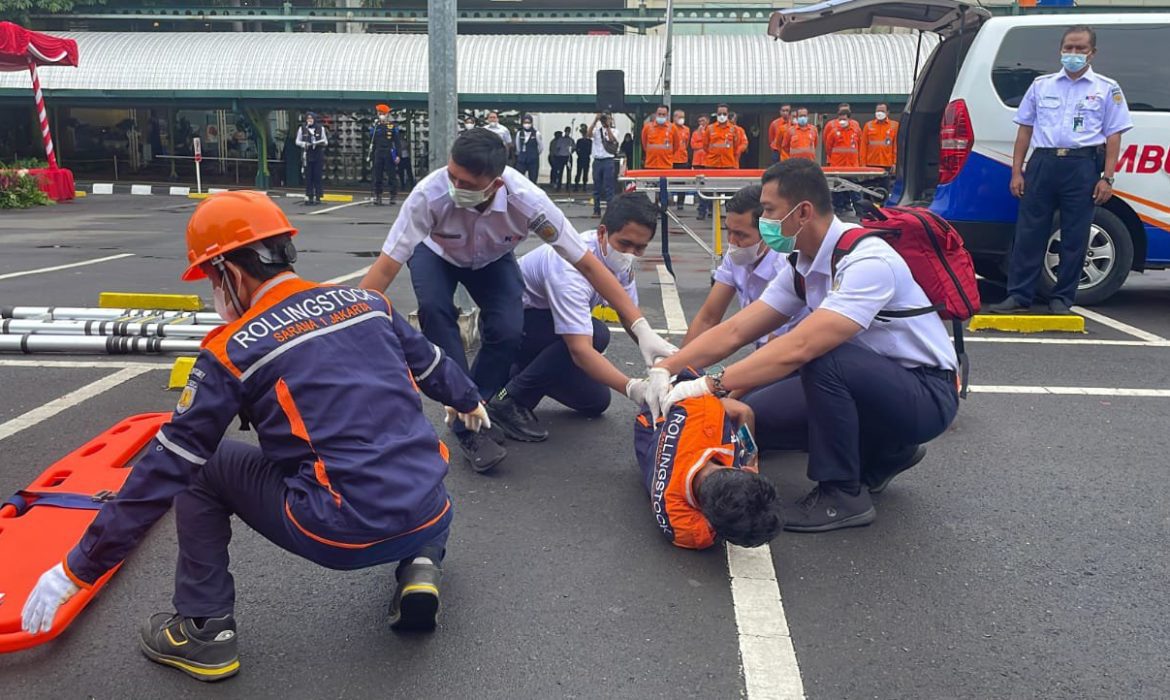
[771,0,1170,304]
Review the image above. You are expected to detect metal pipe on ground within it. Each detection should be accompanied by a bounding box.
[2,307,224,325]
[0,335,202,355]
[0,319,210,339]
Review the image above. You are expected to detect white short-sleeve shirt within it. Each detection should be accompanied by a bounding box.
[759,217,958,371]
[519,230,639,336]
[381,166,588,270]
[592,126,621,160]
[711,249,805,347]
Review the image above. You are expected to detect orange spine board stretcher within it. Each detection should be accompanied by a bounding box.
[0,412,169,653]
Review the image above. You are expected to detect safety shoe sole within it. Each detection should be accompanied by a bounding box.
[139,640,240,682]
[389,583,441,632]
[783,507,876,533]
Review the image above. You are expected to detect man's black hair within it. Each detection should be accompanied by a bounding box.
[600,192,658,239]
[716,103,730,111]
[761,159,833,216]
[451,128,508,179]
[698,469,784,548]
[726,184,764,228]
[223,234,296,282]
[1063,24,1096,49]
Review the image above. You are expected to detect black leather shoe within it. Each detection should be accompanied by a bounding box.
[865,445,927,494]
[784,484,876,533]
[1049,299,1072,315]
[986,296,1030,314]
[455,430,507,473]
[389,560,441,632]
[487,391,548,443]
[139,613,239,682]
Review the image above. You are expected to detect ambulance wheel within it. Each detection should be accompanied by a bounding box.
[1040,207,1132,306]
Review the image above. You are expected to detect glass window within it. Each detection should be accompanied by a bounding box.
[991,25,1170,112]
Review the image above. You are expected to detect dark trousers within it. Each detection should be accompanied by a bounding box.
[304,156,324,201]
[1008,151,1097,306]
[398,157,415,190]
[592,157,617,214]
[832,189,862,216]
[551,156,570,190]
[742,343,958,489]
[408,243,525,414]
[371,150,397,198]
[575,156,590,189]
[172,440,450,618]
[504,309,612,416]
[673,162,689,207]
[517,158,540,183]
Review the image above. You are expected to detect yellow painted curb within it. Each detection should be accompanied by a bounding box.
[188,192,211,199]
[168,356,197,390]
[73,191,87,198]
[592,305,620,323]
[99,292,203,311]
[968,314,1086,333]
[321,193,354,203]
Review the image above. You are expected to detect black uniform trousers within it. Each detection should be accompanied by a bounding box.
[503,309,612,416]
[304,155,324,201]
[1007,149,1098,307]
[550,156,570,190]
[372,150,398,199]
[574,153,591,189]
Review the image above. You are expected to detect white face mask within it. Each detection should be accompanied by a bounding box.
[725,241,765,267]
[212,268,243,322]
[875,111,887,121]
[602,237,637,278]
[838,118,848,127]
[676,117,685,126]
[447,178,496,208]
[716,114,728,124]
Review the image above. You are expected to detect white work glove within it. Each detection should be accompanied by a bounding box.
[666,376,714,407]
[644,367,674,422]
[630,318,679,368]
[21,563,80,634]
[444,403,491,433]
[625,378,649,408]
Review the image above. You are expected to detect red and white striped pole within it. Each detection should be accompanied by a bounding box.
[27,57,58,170]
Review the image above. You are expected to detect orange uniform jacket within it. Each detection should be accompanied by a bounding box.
[823,121,862,168]
[782,124,818,161]
[860,118,899,168]
[641,122,682,170]
[690,127,707,167]
[768,117,790,156]
[672,124,691,165]
[734,125,748,166]
[700,122,744,169]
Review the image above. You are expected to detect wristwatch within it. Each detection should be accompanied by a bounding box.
[707,369,731,398]
[1100,176,1115,185]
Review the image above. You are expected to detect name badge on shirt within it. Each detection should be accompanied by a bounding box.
[527,212,560,244]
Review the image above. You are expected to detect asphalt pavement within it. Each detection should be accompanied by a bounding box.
[0,191,1168,699]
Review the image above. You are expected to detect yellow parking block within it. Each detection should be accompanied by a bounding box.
[188,192,211,199]
[168,356,197,390]
[968,314,1085,333]
[99,292,204,311]
[73,191,87,198]
[321,193,354,203]
[592,305,620,323]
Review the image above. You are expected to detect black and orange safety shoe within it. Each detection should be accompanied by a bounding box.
[389,560,442,632]
[139,613,240,682]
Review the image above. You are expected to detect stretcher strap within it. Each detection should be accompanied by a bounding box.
[2,489,116,516]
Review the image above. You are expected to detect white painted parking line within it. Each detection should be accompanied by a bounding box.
[324,265,373,285]
[0,366,154,444]
[1074,305,1168,343]
[307,199,371,216]
[964,337,1170,347]
[0,359,169,370]
[972,385,1170,397]
[0,253,135,281]
[656,264,688,335]
[727,545,805,699]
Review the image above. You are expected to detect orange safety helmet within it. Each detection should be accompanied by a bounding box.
[376,103,391,114]
[182,190,298,281]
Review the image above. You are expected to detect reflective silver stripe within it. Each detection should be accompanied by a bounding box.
[238,311,390,383]
[415,343,443,382]
[156,430,207,466]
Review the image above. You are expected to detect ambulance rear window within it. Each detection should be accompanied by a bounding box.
[991,24,1170,112]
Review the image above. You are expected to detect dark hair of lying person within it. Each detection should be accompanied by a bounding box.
[601,192,659,238]
[451,127,508,179]
[761,159,834,216]
[698,468,785,548]
[223,234,296,282]
[726,184,764,227]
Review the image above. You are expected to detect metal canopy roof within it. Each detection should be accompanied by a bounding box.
[0,31,938,106]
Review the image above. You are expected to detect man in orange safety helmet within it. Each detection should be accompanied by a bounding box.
[14,191,482,681]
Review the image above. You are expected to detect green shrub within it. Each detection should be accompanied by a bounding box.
[0,170,52,209]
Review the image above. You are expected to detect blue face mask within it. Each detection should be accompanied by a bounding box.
[796,116,809,127]
[655,116,667,125]
[1061,53,1088,73]
[758,202,806,254]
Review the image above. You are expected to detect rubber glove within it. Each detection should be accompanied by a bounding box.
[644,367,674,422]
[630,318,679,368]
[22,563,80,634]
[444,403,492,433]
[625,378,649,408]
[666,376,714,406]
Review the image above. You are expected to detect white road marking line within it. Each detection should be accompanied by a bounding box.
[0,253,135,281]
[656,264,688,335]
[971,385,1170,397]
[324,265,373,285]
[1074,305,1168,343]
[307,199,371,216]
[0,359,170,370]
[727,545,805,699]
[0,367,153,444]
[964,337,1170,347]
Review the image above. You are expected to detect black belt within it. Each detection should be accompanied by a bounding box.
[917,366,957,383]
[1034,146,1099,158]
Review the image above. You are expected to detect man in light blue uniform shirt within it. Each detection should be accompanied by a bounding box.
[989,24,1132,315]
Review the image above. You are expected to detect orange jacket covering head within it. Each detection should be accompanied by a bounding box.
[861,117,899,168]
[699,121,745,169]
[641,121,682,169]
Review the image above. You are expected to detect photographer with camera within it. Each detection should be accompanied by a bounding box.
[588,112,621,218]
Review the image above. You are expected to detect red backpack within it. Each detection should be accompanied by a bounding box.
[791,205,980,397]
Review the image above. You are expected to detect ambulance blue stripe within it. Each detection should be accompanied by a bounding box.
[238,312,391,383]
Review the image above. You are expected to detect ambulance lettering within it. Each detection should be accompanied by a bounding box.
[651,411,687,539]
[1115,144,1170,174]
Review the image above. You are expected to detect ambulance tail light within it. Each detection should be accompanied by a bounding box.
[939,99,974,185]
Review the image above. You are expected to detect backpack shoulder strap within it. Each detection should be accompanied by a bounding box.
[830,228,881,274]
[787,252,805,302]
